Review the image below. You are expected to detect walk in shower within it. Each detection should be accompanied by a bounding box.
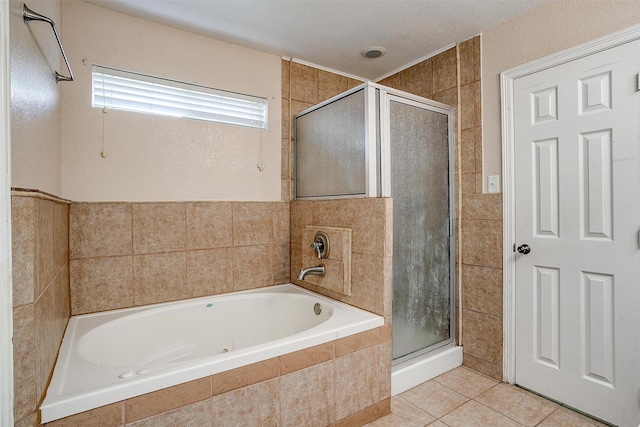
[294,82,461,394]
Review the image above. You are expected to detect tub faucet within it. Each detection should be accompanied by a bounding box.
[297,265,325,281]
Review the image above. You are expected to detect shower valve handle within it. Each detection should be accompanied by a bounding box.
[310,239,325,259]
[310,232,329,259]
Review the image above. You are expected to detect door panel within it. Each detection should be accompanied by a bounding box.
[514,40,640,426]
[533,137,559,237]
[579,130,613,240]
[534,266,559,368]
[581,271,615,387]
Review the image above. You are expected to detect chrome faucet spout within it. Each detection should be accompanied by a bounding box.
[297,265,325,281]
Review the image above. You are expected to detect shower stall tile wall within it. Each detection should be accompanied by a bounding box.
[69,201,290,314]
[380,36,504,380]
[11,193,70,426]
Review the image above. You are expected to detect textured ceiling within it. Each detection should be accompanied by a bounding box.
[86,0,548,81]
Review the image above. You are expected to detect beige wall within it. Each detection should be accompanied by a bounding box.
[482,0,640,181]
[10,0,63,196]
[60,1,282,202]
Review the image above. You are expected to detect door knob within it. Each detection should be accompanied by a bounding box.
[517,244,531,255]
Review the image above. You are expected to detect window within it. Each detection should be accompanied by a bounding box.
[92,65,268,129]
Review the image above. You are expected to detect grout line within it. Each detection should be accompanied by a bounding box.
[536,408,561,427]
[288,58,293,202]
[395,395,440,423]
[455,42,464,350]
[470,397,528,426]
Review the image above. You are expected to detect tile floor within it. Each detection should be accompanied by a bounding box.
[365,367,609,427]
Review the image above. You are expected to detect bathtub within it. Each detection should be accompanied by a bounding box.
[40,283,384,423]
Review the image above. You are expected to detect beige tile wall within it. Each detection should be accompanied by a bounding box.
[69,201,290,314]
[283,42,504,381]
[281,60,363,201]
[290,198,392,320]
[283,61,392,425]
[302,225,352,295]
[11,193,71,426]
[282,60,391,321]
[458,36,503,381]
[44,325,391,427]
[380,36,504,380]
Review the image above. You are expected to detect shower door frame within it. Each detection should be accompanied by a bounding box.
[379,90,457,368]
[293,83,379,200]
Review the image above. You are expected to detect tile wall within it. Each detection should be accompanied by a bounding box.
[282,38,503,380]
[380,36,504,380]
[69,201,290,314]
[12,192,71,427]
[281,59,393,320]
[281,60,363,201]
[44,326,391,427]
[290,199,392,320]
[283,61,392,424]
[301,225,353,295]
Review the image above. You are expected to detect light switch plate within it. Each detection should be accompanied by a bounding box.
[488,175,500,193]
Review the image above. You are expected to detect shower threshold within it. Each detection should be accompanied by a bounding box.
[391,344,463,396]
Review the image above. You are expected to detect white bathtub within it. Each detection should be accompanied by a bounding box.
[40,283,384,423]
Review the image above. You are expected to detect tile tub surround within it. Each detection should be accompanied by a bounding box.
[302,225,352,295]
[43,325,392,427]
[69,201,290,314]
[11,192,71,426]
[54,197,392,426]
[41,284,383,422]
[291,198,393,321]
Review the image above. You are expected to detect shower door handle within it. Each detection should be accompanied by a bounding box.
[516,244,531,255]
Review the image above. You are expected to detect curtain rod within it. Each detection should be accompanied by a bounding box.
[22,3,74,83]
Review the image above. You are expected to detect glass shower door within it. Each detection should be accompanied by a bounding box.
[384,95,455,363]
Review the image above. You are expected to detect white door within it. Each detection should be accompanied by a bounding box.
[514,40,640,426]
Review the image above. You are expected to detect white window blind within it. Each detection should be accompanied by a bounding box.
[92,65,268,129]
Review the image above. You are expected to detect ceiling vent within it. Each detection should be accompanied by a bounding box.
[361,46,386,59]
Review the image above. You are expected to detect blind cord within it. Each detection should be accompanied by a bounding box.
[257,130,265,171]
[100,107,107,158]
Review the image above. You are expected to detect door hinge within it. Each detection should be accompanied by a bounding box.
[637,72,640,92]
